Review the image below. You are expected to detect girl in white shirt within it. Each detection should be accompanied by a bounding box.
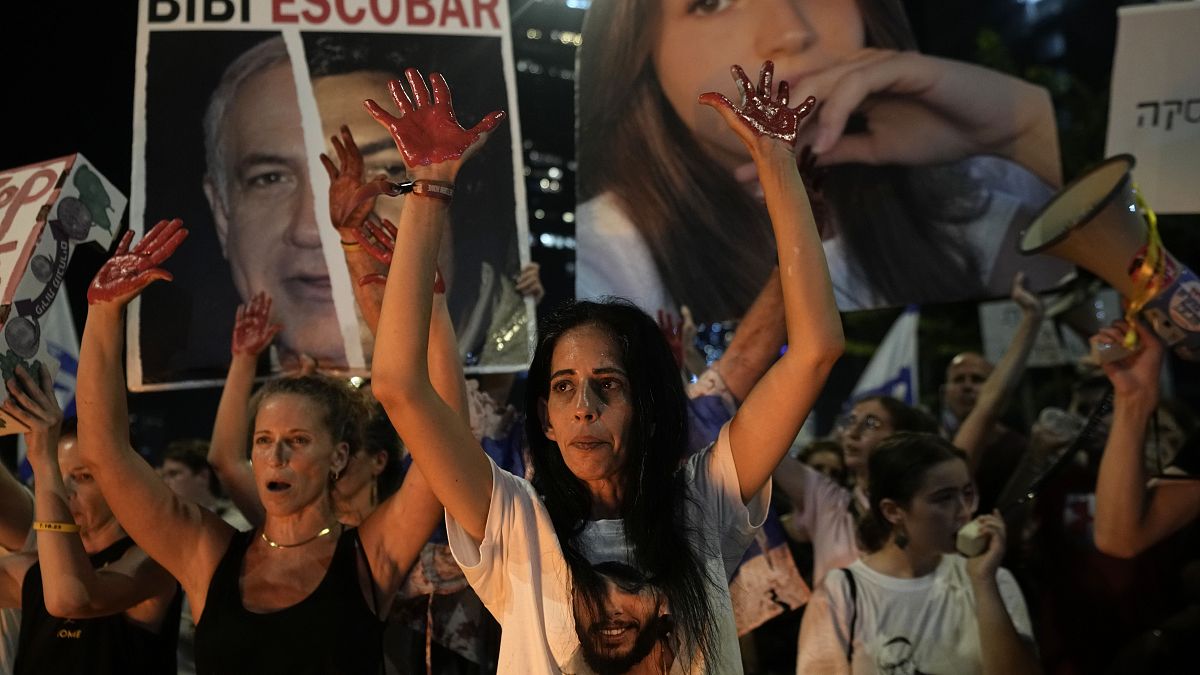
[797,432,1039,675]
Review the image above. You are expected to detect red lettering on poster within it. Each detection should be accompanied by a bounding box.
[336,0,365,24]
[301,0,330,22]
[0,169,57,244]
[474,0,500,29]
[273,0,299,22]
[407,0,435,26]
[371,0,400,23]
[440,0,466,27]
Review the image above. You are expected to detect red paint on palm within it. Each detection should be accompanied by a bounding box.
[364,69,505,167]
[319,125,393,232]
[349,216,398,266]
[87,218,188,305]
[231,291,282,356]
[698,61,816,146]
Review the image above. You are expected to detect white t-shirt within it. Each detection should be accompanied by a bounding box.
[446,423,769,674]
[575,157,1069,314]
[796,556,1034,675]
[788,463,865,591]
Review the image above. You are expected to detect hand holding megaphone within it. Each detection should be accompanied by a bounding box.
[1019,155,1200,363]
[958,512,1006,584]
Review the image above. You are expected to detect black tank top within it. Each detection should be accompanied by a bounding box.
[194,527,384,675]
[13,536,182,675]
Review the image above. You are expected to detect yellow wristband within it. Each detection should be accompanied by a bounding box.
[33,521,80,533]
[340,239,361,250]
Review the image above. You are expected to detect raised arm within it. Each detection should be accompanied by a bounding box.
[366,68,505,543]
[77,219,233,596]
[1093,322,1200,558]
[4,366,176,619]
[206,292,280,527]
[0,444,32,551]
[359,276,466,604]
[966,513,1042,675]
[321,124,398,332]
[954,273,1044,472]
[699,61,845,503]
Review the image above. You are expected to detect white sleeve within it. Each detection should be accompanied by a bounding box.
[796,572,853,675]
[687,422,771,579]
[575,194,675,314]
[445,457,549,612]
[996,567,1035,644]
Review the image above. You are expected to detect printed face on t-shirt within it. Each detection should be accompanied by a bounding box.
[573,562,673,675]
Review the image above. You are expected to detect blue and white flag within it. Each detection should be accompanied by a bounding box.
[851,305,920,406]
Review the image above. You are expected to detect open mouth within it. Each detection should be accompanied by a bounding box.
[266,481,292,493]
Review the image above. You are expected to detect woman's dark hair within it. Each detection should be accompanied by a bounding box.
[858,432,967,551]
[364,401,403,500]
[800,440,847,484]
[249,374,369,458]
[577,0,985,322]
[858,396,939,434]
[163,438,221,497]
[524,299,716,668]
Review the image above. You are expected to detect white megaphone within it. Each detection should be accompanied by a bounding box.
[1019,154,1200,362]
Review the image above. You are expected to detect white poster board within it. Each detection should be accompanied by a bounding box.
[1105,1,1200,214]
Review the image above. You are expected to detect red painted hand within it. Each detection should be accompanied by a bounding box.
[364,68,505,172]
[699,61,816,147]
[348,216,398,266]
[231,291,282,357]
[87,218,188,306]
[319,125,392,233]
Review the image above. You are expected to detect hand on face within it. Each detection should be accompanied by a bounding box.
[319,125,393,234]
[791,49,1048,170]
[699,61,816,158]
[1,364,62,456]
[364,68,505,180]
[232,291,283,357]
[87,218,188,306]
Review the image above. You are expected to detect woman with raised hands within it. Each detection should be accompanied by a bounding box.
[0,365,180,675]
[370,63,842,673]
[204,291,404,530]
[75,217,462,674]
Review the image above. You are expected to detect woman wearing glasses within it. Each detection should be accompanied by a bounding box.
[774,397,936,590]
[796,433,1038,674]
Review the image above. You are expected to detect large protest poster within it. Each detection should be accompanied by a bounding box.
[573,0,1072,325]
[129,0,532,390]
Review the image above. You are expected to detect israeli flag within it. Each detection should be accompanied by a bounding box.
[851,305,920,406]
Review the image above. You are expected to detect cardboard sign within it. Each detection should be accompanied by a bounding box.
[130,0,532,390]
[0,154,121,434]
[1105,2,1200,213]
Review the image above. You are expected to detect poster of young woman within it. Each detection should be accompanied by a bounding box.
[574,0,1073,325]
[128,0,531,390]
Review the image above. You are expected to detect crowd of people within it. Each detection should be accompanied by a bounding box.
[2,2,1198,673]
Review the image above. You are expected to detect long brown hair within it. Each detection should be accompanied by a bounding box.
[577,0,986,322]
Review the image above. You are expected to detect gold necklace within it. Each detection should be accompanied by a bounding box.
[259,523,339,549]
